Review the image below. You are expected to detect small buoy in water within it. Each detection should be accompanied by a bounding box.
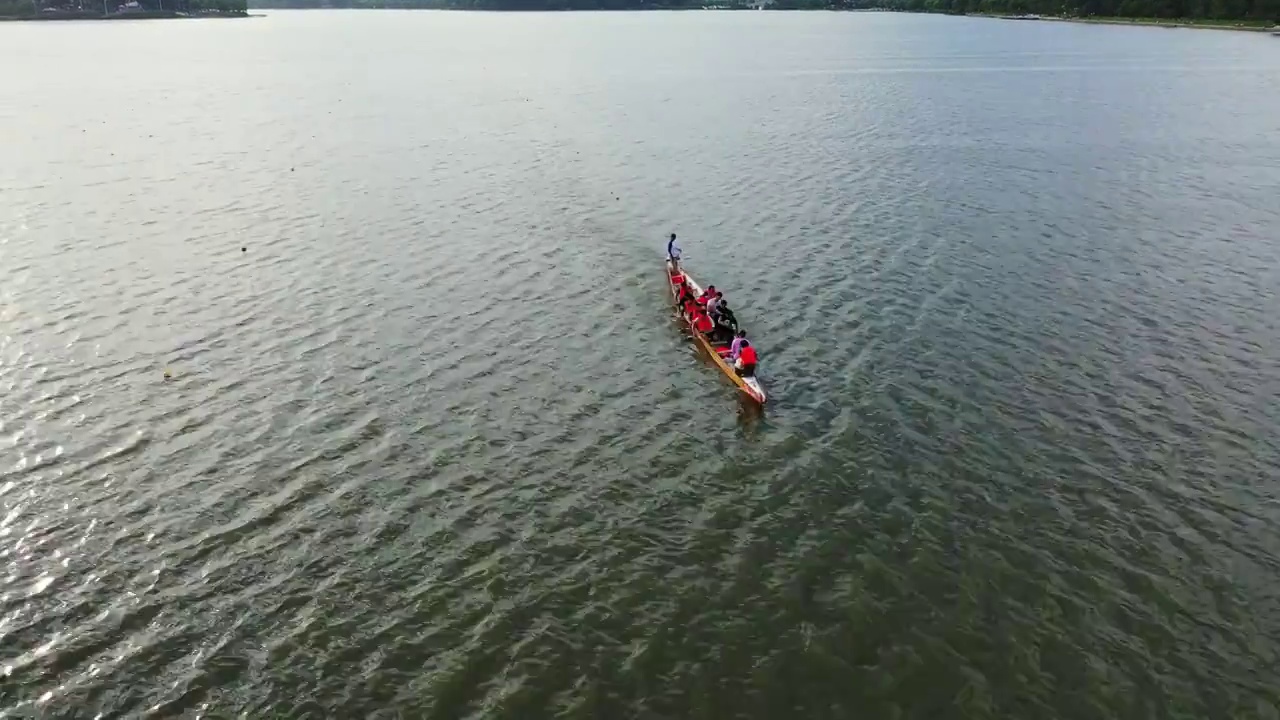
[163,369,173,380]
[241,247,247,252]
[291,167,295,172]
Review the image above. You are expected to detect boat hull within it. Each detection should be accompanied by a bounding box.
[667,260,767,405]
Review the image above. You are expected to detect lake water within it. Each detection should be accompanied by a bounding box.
[2,10,1279,718]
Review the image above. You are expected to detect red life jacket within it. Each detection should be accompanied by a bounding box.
[684,300,699,316]
[694,314,713,333]
[739,345,758,365]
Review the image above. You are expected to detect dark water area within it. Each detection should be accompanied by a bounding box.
[2,10,1280,718]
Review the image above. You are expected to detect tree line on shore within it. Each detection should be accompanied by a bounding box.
[0,0,245,15]
[845,0,1277,20]
[5,0,1273,25]
[243,0,1278,19]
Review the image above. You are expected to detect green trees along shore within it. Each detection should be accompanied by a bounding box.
[3,0,1275,28]
[245,0,1278,22]
[842,0,1280,21]
[0,0,245,17]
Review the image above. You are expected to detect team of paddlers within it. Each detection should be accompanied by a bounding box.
[669,266,758,379]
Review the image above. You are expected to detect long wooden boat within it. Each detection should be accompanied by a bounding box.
[666,260,767,405]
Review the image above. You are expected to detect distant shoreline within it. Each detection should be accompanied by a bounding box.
[232,7,1280,21]
[979,13,1280,32]
[16,4,1270,33]
[0,8,247,19]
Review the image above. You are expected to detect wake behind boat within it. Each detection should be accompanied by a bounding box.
[666,258,767,405]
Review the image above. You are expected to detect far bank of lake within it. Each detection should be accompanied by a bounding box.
[984,13,1279,32]
[226,4,1280,34]
[1,12,246,19]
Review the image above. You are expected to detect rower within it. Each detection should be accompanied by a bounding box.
[683,297,700,319]
[710,312,735,344]
[667,233,682,271]
[734,340,758,377]
[692,310,714,335]
[713,301,737,331]
[706,291,724,316]
[698,285,717,305]
[729,330,748,361]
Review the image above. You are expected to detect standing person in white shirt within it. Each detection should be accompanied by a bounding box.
[666,233,682,271]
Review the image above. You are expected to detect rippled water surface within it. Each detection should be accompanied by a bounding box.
[3,10,1280,718]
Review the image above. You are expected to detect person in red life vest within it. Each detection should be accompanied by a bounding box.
[697,285,716,306]
[692,310,714,335]
[734,340,758,377]
[683,298,700,320]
